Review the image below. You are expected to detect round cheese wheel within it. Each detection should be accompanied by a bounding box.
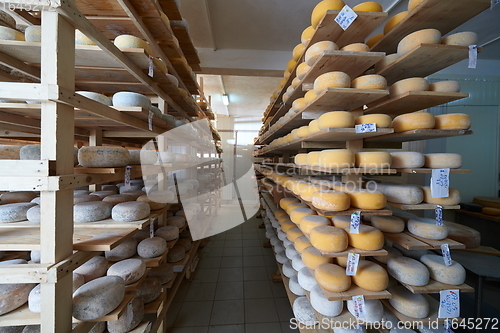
[301,26,315,46]
[137,237,167,258]
[0,202,37,223]
[111,201,150,222]
[355,114,392,128]
[27,284,41,312]
[372,183,423,205]
[344,225,384,250]
[0,26,24,41]
[373,245,402,264]
[383,11,408,34]
[74,29,95,45]
[0,145,21,159]
[444,221,480,248]
[137,195,167,211]
[276,250,288,263]
[355,151,391,168]
[310,225,348,252]
[286,227,305,242]
[120,190,146,200]
[293,43,306,60]
[390,151,425,168]
[275,209,288,219]
[310,284,343,317]
[294,154,308,166]
[351,260,388,291]
[311,190,350,212]
[282,261,296,278]
[390,77,429,98]
[366,33,384,48]
[428,80,460,93]
[286,59,297,72]
[292,253,307,271]
[167,246,185,263]
[388,285,429,319]
[374,53,399,72]
[112,91,151,109]
[331,215,351,228]
[308,119,322,134]
[74,256,108,283]
[306,151,321,166]
[311,0,346,28]
[76,91,112,106]
[341,43,370,52]
[353,1,383,12]
[302,246,331,269]
[107,297,144,333]
[0,11,16,29]
[0,280,35,316]
[407,217,448,240]
[296,62,311,80]
[408,0,424,11]
[114,34,151,54]
[300,184,330,202]
[1,191,38,204]
[434,113,471,130]
[74,201,113,223]
[148,262,174,284]
[313,72,351,94]
[420,254,466,285]
[370,215,405,233]
[292,98,308,113]
[289,276,306,297]
[352,75,387,90]
[290,208,316,224]
[286,244,299,260]
[281,220,297,233]
[78,146,130,168]
[317,111,355,129]
[90,191,116,199]
[105,238,137,261]
[387,256,430,286]
[298,267,317,291]
[303,90,318,105]
[318,149,355,168]
[392,112,435,132]
[422,186,461,205]
[107,258,146,285]
[398,29,441,56]
[101,194,133,205]
[291,77,302,89]
[348,190,386,210]
[305,40,340,66]
[393,244,431,260]
[348,298,383,323]
[294,237,313,255]
[482,207,500,216]
[315,263,351,292]
[155,226,179,241]
[297,126,311,138]
[285,202,308,215]
[424,153,462,168]
[136,276,162,304]
[442,31,478,46]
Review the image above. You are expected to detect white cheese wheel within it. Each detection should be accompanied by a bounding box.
[310,226,348,253]
[296,62,311,80]
[422,186,461,205]
[76,91,112,106]
[297,267,317,292]
[293,297,317,328]
[75,30,95,45]
[78,146,130,168]
[434,114,471,130]
[390,78,429,98]
[318,149,355,168]
[428,81,460,93]
[390,151,425,168]
[155,225,179,241]
[355,151,391,168]
[311,0,346,28]
[352,75,387,89]
[374,53,399,72]
[90,191,116,199]
[1,191,38,204]
[166,216,186,228]
[310,284,343,317]
[341,43,370,52]
[105,238,137,261]
[347,190,386,210]
[286,245,299,260]
[74,201,113,223]
[294,154,308,166]
[355,114,392,128]
[0,202,37,223]
[407,218,448,240]
[442,31,478,46]
[302,246,331,270]
[0,145,21,159]
[111,201,150,222]
[283,261,296,278]
[370,215,405,233]
[387,256,430,286]
[101,194,133,205]
[107,297,144,333]
[148,262,174,284]
[277,231,287,242]
[0,26,24,41]
[351,260,388,291]
[347,298,383,323]
[0,280,35,315]
[311,191,350,212]
[24,205,40,223]
[107,258,146,285]
[420,254,466,285]
[344,224,384,250]
[112,91,151,109]
[313,72,351,94]
[373,245,402,264]
[136,277,162,304]
[371,183,423,204]
[145,190,176,204]
[315,263,351,292]
[167,246,185,263]
[392,112,435,132]
[28,284,41,313]
[73,273,85,293]
[289,276,306,297]
[317,111,355,129]
[423,153,462,168]
[114,35,151,54]
[388,285,429,319]
[397,29,441,56]
[72,276,125,320]
[291,253,307,271]
[137,195,167,211]
[306,151,321,166]
[74,256,109,282]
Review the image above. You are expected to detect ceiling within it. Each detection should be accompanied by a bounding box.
[179,0,500,121]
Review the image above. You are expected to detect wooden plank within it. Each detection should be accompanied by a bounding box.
[371,0,491,53]
[406,233,466,250]
[396,168,472,174]
[455,245,500,256]
[0,160,52,177]
[158,0,182,20]
[319,283,392,301]
[131,250,167,267]
[365,129,474,143]
[144,290,165,314]
[364,91,469,116]
[318,246,388,258]
[387,202,460,210]
[383,232,432,250]
[401,280,474,294]
[381,295,450,325]
[303,87,389,113]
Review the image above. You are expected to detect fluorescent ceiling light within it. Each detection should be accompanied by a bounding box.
[222,94,229,106]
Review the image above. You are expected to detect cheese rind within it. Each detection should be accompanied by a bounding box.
[423,153,462,168]
[310,226,348,253]
[428,81,460,93]
[74,256,109,283]
[387,256,430,286]
[384,11,408,34]
[0,202,37,223]
[390,78,429,98]
[407,217,448,240]
[389,151,425,168]
[302,246,331,270]
[420,254,466,285]
[392,112,435,132]
[348,190,387,210]
[78,146,130,168]
[397,29,441,56]
[388,285,429,319]
[105,238,137,261]
[310,284,343,317]
[305,41,339,66]
[311,0,346,28]
[355,152,391,168]
[298,267,317,291]
[344,225,384,250]
[341,43,370,52]
[355,114,392,128]
[434,114,471,130]
[313,72,351,94]
[317,111,355,129]
[370,215,405,233]
[107,258,146,285]
[351,260,388,291]
[347,299,383,323]
[318,149,355,168]
[111,201,150,222]
[374,53,399,72]
[306,151,321,167]
[0,26,24,41]
[286,227,305,242]
[280,198,300,210]
[422,186,461,205]
[301,26,315,46]
[314,263,351,292]
[369,183,423,204]
[311,190,350,212]
[442,32,478,46]
[296,62,311,80]
[351,75,387,90]
[366,33,384,48]
[289,276,306,296]
[290,208,316,225]
[137,237,167,258]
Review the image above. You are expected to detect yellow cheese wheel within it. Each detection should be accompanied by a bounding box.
[285,179,302,191]
[313,72,351,94]
[344,225,384,250]
[424,153,462,168]
[293,44,306,60]
[295,153,309,166]
[310,226,348,253]
[290,208,316,225]
[317,111,355,129]
[311,190,351,212]
[482,207,500,216]
[366,33,384,48]
[351,75,387,90]
[428,80,460,92]
[285,202,309,215]
[280,198,301,210]
[296,126,311,138]
[311,0,346,28]
[290,129,301,141]
[301,26,316,46]
[397,29,441,56]
[114,35,152,55]
[283,70,292,80]
[348,190,387,210]
[287,227,305,243]
[308,119,322,134]
[371,215,405,233]
[422,186,461,205]
[296,62,311,80]
[434,113,471,130]
[292,98,308,112]
[305,41,339,66]
[299,215,331,234]
[291,77,302,89]
[294,236,313,253]
[300,184,330,202]
[355,114,392,128]
[341,43,370,52]
[277,215,292,225]
[351,260,389,291]
[331,181,358,192]
[374,53,399,72]
[392,112,435,132]
[353,1,383,12]
[74,30,96,45]
[284,134,295,143]
[307,152,321,166]
[390,77,429,98]
[287,59,297,72]
[408,0,425,11]
[274,210,288,219]
[282,220,298,232]
[315,263,351,292]
[442,32,478,46]
[330,215,351,229]
[383,11,408,35]
[318,149,355,168]
[303,90,318,104]
[355,151,392,168]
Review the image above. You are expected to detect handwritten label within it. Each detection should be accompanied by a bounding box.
[335,5,358,31]
[444,319,452,333]
[469,45,478,69]
[431,168,450,198]
[355,123,377,133]
[441,244,452,266]
[346,253,360,276]
[150,219,155,238]
[439,289,460,318]
[148,57,154,77]
[351,295,366,319]
[350,211,361,234]
[124,166,132,190]
[435,205,443,226]
[148,110,154,131]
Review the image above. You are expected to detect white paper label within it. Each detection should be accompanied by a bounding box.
[444,319,452,333]
[148,57,154,77]
[144,323,153,333]
[431,168,450,198]
[491,0,500,10]
[441,244,452,266]
[351,295,366,319]
[355,123,377,133]
[124,166,132,190]
[148,110,154,131]
[335,5,358,31]
[469,45,478,69]
[435,205,443,226]
[439,289,460,318]
[346,253,360,276]
[350,211,361,234]
[150,219,155,238]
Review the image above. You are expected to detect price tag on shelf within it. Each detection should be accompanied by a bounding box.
[334,5,358,31]
[346,253,360,276]
[469,45,478,69]
[350,211,361,234]
[441,244,453,266]
[148,57,154,77]
[351,295,366,319]
[148,111,154,131]
[435,205,443,226]
[124,166,132,191]
[355,123,377,134]
[150,219,155,238]
[438,289,460,318]
[431,168,450,198]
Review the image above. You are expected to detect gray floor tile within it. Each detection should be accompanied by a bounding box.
[198,256,222,269]
[220,256,243,268]
[245,322,282,333]
[244,280,273,299]
[245,298,280,323]
[274,297,295,322]
[242,239,262,247]
[205,240,225,248]
[224,240,243,248]
[215,281,244,300]
[184,282,217,301]
[192,268,219,283]
[208,325,244,333]
[222,247,243,257]
[270,280,287,298]
[242,233,259,240]
[243,246,263,256]
[174,301,213,327]
[204,247,224,257]
[169,327,209,333]
[165,302,182,329]
[244,266,271,281]
[243,256,266,267]
[227,227,242,234]
[225,233,242,240]
[218,267,244,282]
[264,255,279,267]
[212,233,226,240]
[210,300,245,325]
[172,281,190,303]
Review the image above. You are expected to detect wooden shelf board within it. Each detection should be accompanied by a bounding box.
[318,246,388,258]
[0,304,41,327]
[387,202,460,210]
[401,280,474,294]
[319,282,391,301]
[381,295,451,325]
[144,290,165,314]
[406,232,466,250]
[302,87,389,113]
[365,129,473,143]
[384,231,465,250]
[131,250,167,268]
[395,168,471,174]
[454,209,500,224]
[364,91,469,116]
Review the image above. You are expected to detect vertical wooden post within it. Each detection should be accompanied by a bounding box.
[39,10,75,333]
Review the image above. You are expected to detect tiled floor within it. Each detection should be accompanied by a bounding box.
[165,215,298,333]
